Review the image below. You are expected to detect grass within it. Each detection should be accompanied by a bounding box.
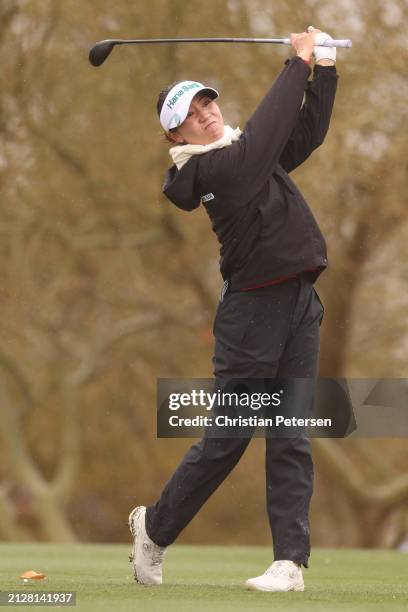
[0,543,407,611]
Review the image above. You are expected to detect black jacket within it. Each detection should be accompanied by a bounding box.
[163,56,338,290]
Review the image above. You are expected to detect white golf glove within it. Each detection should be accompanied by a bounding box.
[310,29,337,63]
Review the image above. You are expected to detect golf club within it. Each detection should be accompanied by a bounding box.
[89,36,352,67]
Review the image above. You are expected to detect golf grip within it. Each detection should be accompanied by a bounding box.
[281,38,352,47]
[316,39,351,48]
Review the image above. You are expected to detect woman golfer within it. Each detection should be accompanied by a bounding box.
[129,26,338,592]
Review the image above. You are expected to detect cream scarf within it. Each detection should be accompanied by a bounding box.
[169,125,242,170]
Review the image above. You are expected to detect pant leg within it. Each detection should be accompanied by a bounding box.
[145,435,251,547]
[265,436,314,568]
[265,277,323,568]
[145,290,263,547]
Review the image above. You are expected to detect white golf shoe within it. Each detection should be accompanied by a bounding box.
[246,560,304,592]
[128,505,166,585]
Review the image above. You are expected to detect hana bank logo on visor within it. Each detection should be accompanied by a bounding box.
[165,82,201,110]
[160,80,219,131]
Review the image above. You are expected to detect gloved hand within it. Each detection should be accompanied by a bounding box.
[308,26,337,63]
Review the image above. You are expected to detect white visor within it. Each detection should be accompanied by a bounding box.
[159,80,219,131]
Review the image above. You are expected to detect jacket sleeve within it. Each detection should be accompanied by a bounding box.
[278,63,338,173]
[197,56,311,199]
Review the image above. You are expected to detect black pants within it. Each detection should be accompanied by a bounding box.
[145,272,324,568]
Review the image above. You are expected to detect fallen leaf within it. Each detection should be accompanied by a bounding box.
[20,570,47,580]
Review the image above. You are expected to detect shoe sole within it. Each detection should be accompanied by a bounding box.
[128,505,145,584]
[246,580,304,592]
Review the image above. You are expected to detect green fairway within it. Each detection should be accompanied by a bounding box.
[0,543,406,611]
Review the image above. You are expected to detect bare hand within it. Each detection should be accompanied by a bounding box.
[290,28,321,62]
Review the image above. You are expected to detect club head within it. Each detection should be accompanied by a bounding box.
[89,40,116,67]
